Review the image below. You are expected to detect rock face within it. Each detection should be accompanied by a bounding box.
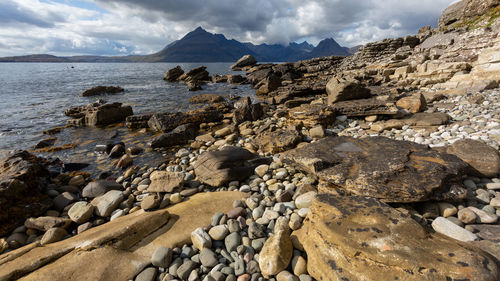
[446,139,500,177]
[164,66,184,82]
[326,76,371,104]
[281,136,468,203]
[232,97,264,124]
[300,194,499,281]
[65,102,133,127]
[81,86,124,97]
[0,151,54,236]
[231,55,257,70]
[438,0,500,29]
[194,146,257,187]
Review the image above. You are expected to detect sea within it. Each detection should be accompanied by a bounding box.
[0,62,255,175]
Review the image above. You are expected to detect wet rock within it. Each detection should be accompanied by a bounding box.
[181,66,210,83]
[65,102,133,127]
[148,171,185,192]
[109,144,125,158]
[281,136,468,203]
[231,55,257,70]
[326,76,371,104]
[150,123,198,148]
[116,154,133,169]
[82,180,122,198]
[189,94,225,104]
[164,66,184,82]
[300,194,498,281]
[81,86,124,97]
[446,139,500,178]
[255,129,301,154]
[194,146,257,187]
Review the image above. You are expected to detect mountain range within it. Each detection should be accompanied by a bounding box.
[0,27,356,63]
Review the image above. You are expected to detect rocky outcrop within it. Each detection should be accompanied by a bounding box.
[80,86,124,97]
[438,0,500,29]
[330,96,399,117]
[446,139,500,177]
[232,97,264,124]
[0,151,55,237]
[149,123,198,148]
[164,66,184,82]
[326,76,371,104]
[64,102,133,127]
[281,136,468,203]
[193,146,257,187]
[300,194,499,281]
[230,55,257,70]
[148,106,225,133]
[180,66,210,83]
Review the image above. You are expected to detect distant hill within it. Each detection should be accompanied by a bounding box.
[0,27,353,63]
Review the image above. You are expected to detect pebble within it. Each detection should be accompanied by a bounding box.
[208,225,229,240]
[191,227,212,250]
[276,270,299,281]
[170,193,182,204]
[176,260,198,280]
[152,247,173,268]
[141,194,161,210]
[458,208,477,224]
[468,206,498,223]
[135,267,157,281]
[225,232,241,252]
[431,217,478,242]
[291,256,307,276]
[437,202,457,217]
[41,227,67,245]
[294,192,316,209]
[254,165,269,177]
[68,201,94,224]
[200,248,219,267]
[486,182,500,190]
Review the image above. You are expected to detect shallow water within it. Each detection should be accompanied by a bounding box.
[0,62,254,175]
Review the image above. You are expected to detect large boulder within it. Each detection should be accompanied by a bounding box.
[149,123,198,148]
[232,97,264,124]
[300,194,499,281]
[230,55,257,70]
[148,106,224,133]
[181,66,210,82]
[287,104,336,127]
[281,136,469,203]
[163,66,184,82]
[80,86,124,97]
[255,129,301,154]
[446,139,500,178]
[330,97,399,117]
[326,76,371,105]
[0,151,54,236]
[65,102,133,127]
[193,146,257,187]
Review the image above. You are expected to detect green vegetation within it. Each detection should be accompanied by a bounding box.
[454,5,500,30]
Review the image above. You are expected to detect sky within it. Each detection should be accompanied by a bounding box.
[0,0,458,57]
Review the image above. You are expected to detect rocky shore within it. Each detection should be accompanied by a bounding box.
[1,1,500,280]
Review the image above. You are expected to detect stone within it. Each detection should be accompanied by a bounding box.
[182,66,210,82]
[300,194,498,281]
[438,0,500,29]
[135,267,157,281]
[446,139,500,178]
[255,129,301,154]
[116,154,133,169]
[149,123,198,148]
[437,202,457,217]
[65,102,133,127]
[294,192,316,209]
[148,171,185,193]
[82,180,122,198]
[256,74,281,95]
[141,194,161,211]
[231,55,257,70]
[177,260,198,280]
[248,222,266,239]
[6,233,27,249]
[68,175,85,187]
[90,190,124,217]
[309,126,324,139]
[276,271,299,281]
[24,216,72,231]
[258,229,293,277]
[458,207,477,224]
[81,86,124,97]
[432,217,478,242]
[191,227,212,250]
[467,225,500,242]
[330,97,399,117]
[254,165,269,177]
[232,97,264,124]
[53,192,78,211]
[287,104,335,127]
[396,93,426,113]
[227,207,246,219]
[225,232,241,252]
[68,202,94,224]
[291,256,307,276]
[326,76,371,104]
[193,146,256,187]
[200,248,219,267]
[208,225,229,240]
[190,94,225,104]
[468,206,498,223]
[41,227,68,245]
[281,136,468,203]
[164,66,184,82]
[152,247,173,268]
[148,106,224,133]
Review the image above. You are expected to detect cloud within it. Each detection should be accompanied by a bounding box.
[0,0,457,56]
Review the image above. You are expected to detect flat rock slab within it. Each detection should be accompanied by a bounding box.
[281,136,468,203]
[299,194,499,281]
[0,191,245,281]
[147,171,185,192]
[330,97,399,117]
[467,225,500,243]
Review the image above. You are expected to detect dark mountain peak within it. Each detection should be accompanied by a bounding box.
[317,38,342,48]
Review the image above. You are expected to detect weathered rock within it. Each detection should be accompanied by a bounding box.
[371,112,450,132]
[259,229,293,277]
[431,217,478,242]
[255,129,301,154]
[194,146,257,187]
[231,55,257,70]
[151,247,173,268]
[116,154,133,169]
[65,102,133,127]
[281,136,468,203]
[233,97,264,124]
[438,0,500,29]
[187,80,202,91]
[81,86,124,97]
[467,225,500,242]
[300,194,499,281]
[141,194,161,211]
[446,139,500,178]
[189,94,225,104]
[53,192,78,211]
[149,123,198,148]
[125,114,153,129]
[191,227,212,250]
[288,104,335,127]
[164,66,184,82]
[330,97,399,117]
[82,180,122,198]
[148,171,185,193]
[90,190,124,217]
[40,227,68,245]
[148,106,223,133]
[0,151,54,236]
[256,74,281,96]
[326,76,371,104]
[181,66,210,82]
[24,216,72,231]
[396,93,427,113]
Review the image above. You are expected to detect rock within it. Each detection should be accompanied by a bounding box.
[326,76,371,104]
[68,202,94,224]
[0,239,7,254]
[233,97,264,124]
[432,217,478,242]
[34,138,56,149]
[467,225,500,242]
[187,80,202,91]
[24,216,72,231]
[281,136,468,203]
[65,102,133,127]
[127,147,143,155]
[53,192,78,211]
[254,164,269,177]
[396,93,426,113]
[149,123,198,148]
[330,97,398,117]
[81,86,124,97]
[152,247,173,268]
[208,225,229,240]
[291,256,307,276]
[437,202,457,217]
[148,106,223,133]
[68,175,85,187]
[90,190,124,217]
[0,151,54,236]
[287,104,336,128]
[116,154,133,169]
[141,194,161,211]
[191,227,212,250]
[227,207,246,219]
[177,260,198,280]
[231,55,257,70]
[256,74,281,95]
[135,267,157,281]
[148,171,185,192]
[164,66,184,82]
[182,66,210,82]
[371,112,451,132]
[259,229,293,277]
[41,227,68,245]
[276,271,299,281]
[255,129,301,154]
[6,233,27,249]
[82,180,122,198]
[301,194,498,281]
[438,0,500,29]
[225,232,241,252]
[200,248,218,267]
[189,94,225,104]
[446,139,500,178]
[108,143,125,158]
[468,206,498,223]
[193,146,257,187]
[458,207,478,224]
[309,126,324,139]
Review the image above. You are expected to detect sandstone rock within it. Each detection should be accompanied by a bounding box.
[371,112,450,132]
[193,146,256,187]
[148,171,185,193]
[291,256,307,276]
[256,74,281,96]
[330,97,399,117]
[164,66,184,82]
[141,194,161,211]
[281,136,468,203]
[81,86,124,97]
[40,227,67,245]
[90,190,124,217]
[233,97,264,124]
[467,224,500,242]
[259,229,293,277]
[276,271,299,281]
[189,94,225,104]
[149,123,198,148]
[326,76,371,104]
[82,180,122,198]
[24,216,72,231]
[446,139,500,178]
[231,55,257,70]
[255,129,301,154]
[396,93,427,113]
[65,102,133,127]
[438,0,500,29]
[288,104,335,127]
[301,194,499,281]
[68,202,94,224]
[309,126,324,138]
[458,207,478,224]
[191,227,212,250]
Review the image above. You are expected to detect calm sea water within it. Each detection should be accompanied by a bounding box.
[0,63,254,173]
